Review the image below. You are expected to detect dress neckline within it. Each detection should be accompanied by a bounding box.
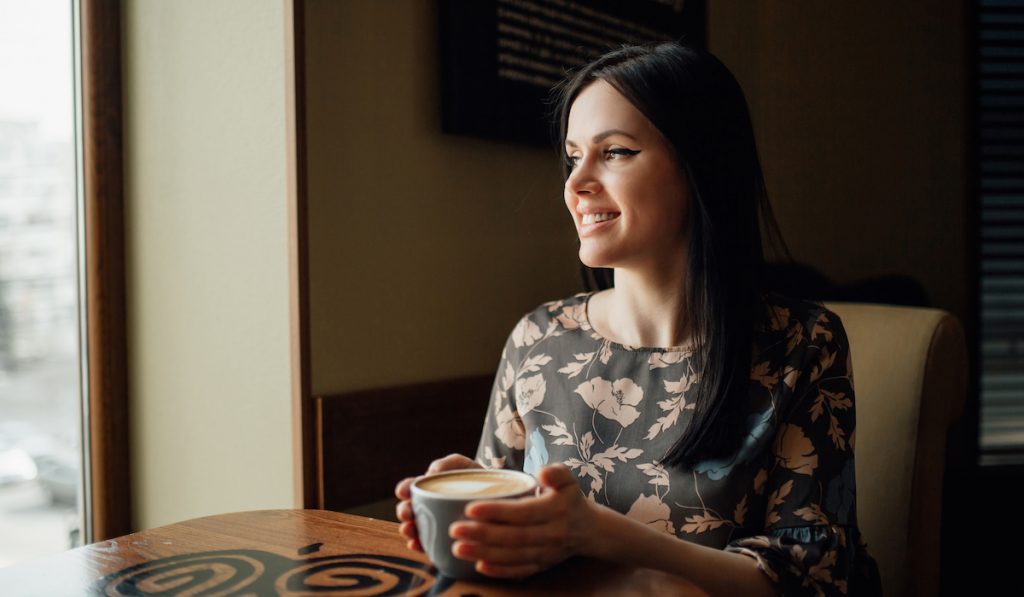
[581,291,696,354]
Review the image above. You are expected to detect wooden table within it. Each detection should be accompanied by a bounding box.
[0,509,708,596]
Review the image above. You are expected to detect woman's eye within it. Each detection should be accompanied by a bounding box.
[565,155,581,169]
[605,148,640,160]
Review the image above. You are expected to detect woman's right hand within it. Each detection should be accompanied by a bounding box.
[395,453,482,552]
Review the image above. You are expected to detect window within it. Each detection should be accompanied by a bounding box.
[978,0,1024,465]
[0,0,84,565]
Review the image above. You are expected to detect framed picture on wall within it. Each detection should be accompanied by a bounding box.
[439,0,707,147]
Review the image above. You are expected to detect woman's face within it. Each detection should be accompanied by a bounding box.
[564,80,690,271]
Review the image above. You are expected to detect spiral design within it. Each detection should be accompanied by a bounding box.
[95,549,449,597]
[277,554,438,596]
[97,551,271,596]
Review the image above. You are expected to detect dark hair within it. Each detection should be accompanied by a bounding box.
[555,43,791,468]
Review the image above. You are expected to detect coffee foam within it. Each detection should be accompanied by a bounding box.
[416,471,534,497]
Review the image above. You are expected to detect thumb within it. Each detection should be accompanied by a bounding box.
[537,464,578,491]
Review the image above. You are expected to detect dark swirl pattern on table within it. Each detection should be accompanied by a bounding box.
[94,545,457,596]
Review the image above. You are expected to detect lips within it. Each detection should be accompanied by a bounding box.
[581,212,620,225]
[578,212,620,237]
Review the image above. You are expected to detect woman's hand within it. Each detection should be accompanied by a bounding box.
[449,464,596,579]
[394,453,482,552]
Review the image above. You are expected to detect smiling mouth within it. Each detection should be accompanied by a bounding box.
[581,213,620,225]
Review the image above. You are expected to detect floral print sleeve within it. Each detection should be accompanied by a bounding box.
[474,313,549,471]
[725,308,882,596]
[473,293,881,596]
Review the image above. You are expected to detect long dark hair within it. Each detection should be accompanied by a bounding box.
[555,43,791,468]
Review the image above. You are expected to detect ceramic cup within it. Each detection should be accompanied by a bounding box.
[411,468,538,579]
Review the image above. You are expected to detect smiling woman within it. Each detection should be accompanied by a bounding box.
[395,43,883,597]
[563,81,690,279]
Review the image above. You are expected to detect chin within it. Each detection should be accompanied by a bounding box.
[578,249,616,270]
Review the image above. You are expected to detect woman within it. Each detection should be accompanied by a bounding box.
[395,43,881,596]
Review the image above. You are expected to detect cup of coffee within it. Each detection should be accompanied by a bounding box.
[411,468,538,579]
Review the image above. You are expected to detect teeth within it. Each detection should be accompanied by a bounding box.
[582,213,619,225]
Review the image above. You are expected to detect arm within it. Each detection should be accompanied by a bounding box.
[453,465,779,597]
[587,490,780,597]
[721,308,879,596]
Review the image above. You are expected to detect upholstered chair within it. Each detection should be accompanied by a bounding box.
[827,303,967,597]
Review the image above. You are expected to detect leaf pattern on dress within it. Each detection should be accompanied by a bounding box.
[558,351,596,378]
[808,549,838,586]
[810,345,837,384]
[564,457,604,496]
[591,445,643,473]
[637,462,670,489]
[541,418,575,446]
[563,431,642,498]
[786,322,804,356]
[809,387,853,450]
[794,503,831,525]
[520,354,552,375]
[645,368,697,439]
[752,361,779,389]
[579,431,595,461]
[783,366,801,391]
[753,468,768,495]
[681,510,729,534]
[648,351,688,370]
[812,311,834,342]
[827,414,847,451]
[734,494,748,526]
[765,480,794,526]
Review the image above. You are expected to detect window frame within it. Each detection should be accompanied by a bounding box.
[79,0,131,540]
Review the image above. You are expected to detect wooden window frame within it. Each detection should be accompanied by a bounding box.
[80,0,131,540]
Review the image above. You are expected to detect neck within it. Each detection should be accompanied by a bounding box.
[605,247,692,348]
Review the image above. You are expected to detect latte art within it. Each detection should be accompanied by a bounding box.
[415,471,535,497]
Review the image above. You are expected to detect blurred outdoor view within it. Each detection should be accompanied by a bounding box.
[0,0,84,566]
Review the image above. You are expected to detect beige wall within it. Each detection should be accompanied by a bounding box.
[305,0,579,396]
[123,0,293,529]
[709,1,968,323]
[306,0,969,403]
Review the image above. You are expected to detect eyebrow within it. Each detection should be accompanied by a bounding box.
[564,129,638,147]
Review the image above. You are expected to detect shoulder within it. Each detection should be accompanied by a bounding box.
[759,291,848,347]
[503,292,594,351]
[520,292,594,334]
[755,292,851,387]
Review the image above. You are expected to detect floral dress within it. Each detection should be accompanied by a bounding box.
[476,292,882,596]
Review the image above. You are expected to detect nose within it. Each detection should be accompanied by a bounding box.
[565,155,600,197]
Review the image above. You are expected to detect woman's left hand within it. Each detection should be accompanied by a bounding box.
[448,464,597,579]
